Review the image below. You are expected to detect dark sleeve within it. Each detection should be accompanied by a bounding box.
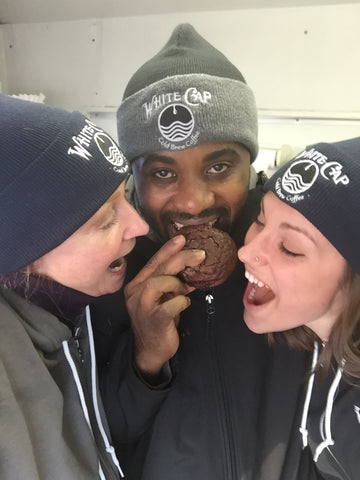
[91,238,170,443]
[91,293,170,443]
[91,235,159,368]
[98,327,170,443]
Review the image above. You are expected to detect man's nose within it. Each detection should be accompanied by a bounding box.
[172,178,215,215]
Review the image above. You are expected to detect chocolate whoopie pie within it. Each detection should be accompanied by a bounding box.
[178,224,238,290]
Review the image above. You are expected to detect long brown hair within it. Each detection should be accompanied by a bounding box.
[268,266,360,381]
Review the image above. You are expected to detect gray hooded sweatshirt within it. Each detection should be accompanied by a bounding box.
[0,286,123,480]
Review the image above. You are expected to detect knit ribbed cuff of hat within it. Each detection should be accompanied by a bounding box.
[117,73,258,162]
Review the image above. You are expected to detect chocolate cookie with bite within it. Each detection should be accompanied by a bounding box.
[178,224,238,290]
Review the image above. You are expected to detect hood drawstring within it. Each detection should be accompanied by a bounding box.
[63,307,124,478]
[299,341,319,448]
[85,306,124,477]
[314,360,344,461]
[299,341,344,462]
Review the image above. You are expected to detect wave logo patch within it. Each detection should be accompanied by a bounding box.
[94,132,127,171]
[281,160,319,194]
[158,104,194,142]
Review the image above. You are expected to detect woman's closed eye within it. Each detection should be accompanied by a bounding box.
[279,242,304,258]
[101,213,117,231]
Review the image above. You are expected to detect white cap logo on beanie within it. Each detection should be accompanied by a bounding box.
[281,160,319,195]
[158,103,195,143]
[94,132,127,170]
[273,148,350,204]
[68,118,128,174]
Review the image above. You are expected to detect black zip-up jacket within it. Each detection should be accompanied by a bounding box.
[92,175,322,479]
[299,346,360,480]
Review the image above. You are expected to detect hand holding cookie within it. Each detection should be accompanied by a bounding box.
[125,235,205,377]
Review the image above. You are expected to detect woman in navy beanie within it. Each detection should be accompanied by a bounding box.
[0,94,202,480]
[238,136,360,480]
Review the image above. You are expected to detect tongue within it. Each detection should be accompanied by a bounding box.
[246,282,275,306]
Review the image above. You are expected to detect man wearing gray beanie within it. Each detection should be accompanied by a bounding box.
[93,24,311,480]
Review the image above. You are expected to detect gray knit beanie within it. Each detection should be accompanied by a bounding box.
[0,94,130,273]
[265,137,360,274]
[117,23,258,162]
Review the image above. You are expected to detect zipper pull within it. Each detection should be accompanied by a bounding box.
[73,326,84,363]
[205,291,215,339]
[205,292,215,315]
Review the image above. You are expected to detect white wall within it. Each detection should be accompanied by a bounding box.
[1,4,360,163]
[0,29,7,93]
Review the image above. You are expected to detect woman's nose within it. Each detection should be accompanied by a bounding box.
[126,202,149,238]
[237,244,250,263]
[238,231,267,266]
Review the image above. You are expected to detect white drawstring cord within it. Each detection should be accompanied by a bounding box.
[63,311,124,479]
[86,306,124,478]
[313,362,344,462]
[298,341,345,463]
[63,340,93,430]
[299,341,319,448]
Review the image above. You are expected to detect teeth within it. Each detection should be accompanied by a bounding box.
[173,219,217,230]
[109,257,125,272]
[249,285,256,300]
[245,270,266,288]
[174,222,184,230]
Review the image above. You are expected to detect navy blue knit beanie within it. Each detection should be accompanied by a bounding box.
[265,136,360,273]
[0,94,130,273]
[117,23,258,162]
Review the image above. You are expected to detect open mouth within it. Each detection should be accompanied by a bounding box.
[244,270,275,306]
[108,257,125,273]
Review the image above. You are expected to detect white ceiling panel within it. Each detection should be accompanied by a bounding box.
[1,0,359,24]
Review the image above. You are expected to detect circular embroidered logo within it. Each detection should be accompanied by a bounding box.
[94,132,128,171]
[158,104,194,142]
[281,160,319,194]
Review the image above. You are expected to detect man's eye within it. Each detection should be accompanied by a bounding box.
[208,163,228,174]
[154,169,174,179]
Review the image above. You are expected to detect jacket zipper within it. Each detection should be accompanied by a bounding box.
[205,291,238,479]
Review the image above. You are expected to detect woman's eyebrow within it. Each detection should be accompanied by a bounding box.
[262,197,316,243]
[279,222,316,244]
